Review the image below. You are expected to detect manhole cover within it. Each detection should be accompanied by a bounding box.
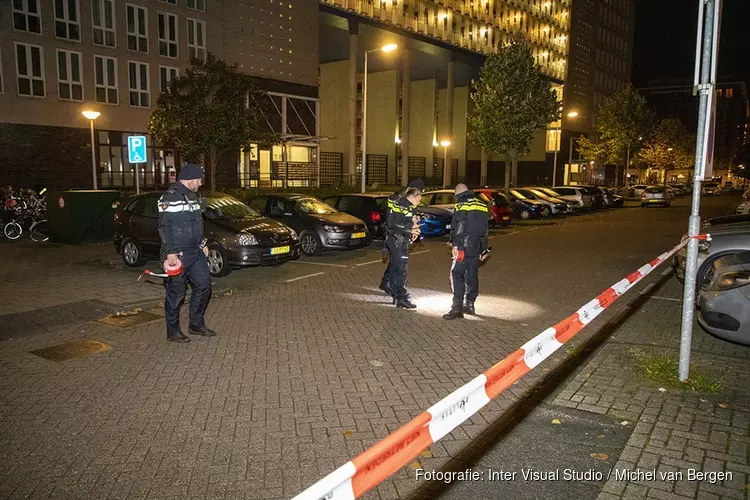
[98,311,162,328]
[30,339,111,361]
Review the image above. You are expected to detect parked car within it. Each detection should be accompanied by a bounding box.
[528,187,581,211]
[641,186,672,207]
[702,182,722,196]
[248,193,370,256]
[323,192,451,238]
[567,185,606,209]
[547,186,594,210]
[631,184,649,198]
[667,184,688,196]
[701,214,750,228]
[421,189,496,226]
[736,199,750,215]
[475,188,538,221]
[698,251,750,346]
[113,192,300,277]
[590,186,617,208]
[607,188,625,207]
[673,222,750,286]
[512,188,568,215]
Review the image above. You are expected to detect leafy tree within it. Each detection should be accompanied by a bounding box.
[469,39,560,192]
[149,53,276,191]
[639,118,696,182]
[577,85,652,188]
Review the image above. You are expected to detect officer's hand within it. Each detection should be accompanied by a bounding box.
[166,253,179,267]
[451,246,458,259]
[202,246,209,257]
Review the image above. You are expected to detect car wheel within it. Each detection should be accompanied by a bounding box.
[300,231,322,256]
[207,243,231,277]
[519,209,531,220]
[121,238,145,267]
[540,206,551,218]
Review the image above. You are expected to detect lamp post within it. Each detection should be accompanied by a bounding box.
[82,110,101,189]
[553,110,578,187]
[440,140,451,185]
[361,43,397,193]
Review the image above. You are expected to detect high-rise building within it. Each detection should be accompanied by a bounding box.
[0,0,319,189]
[318,0,572,187]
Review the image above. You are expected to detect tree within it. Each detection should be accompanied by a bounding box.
[469,39,560,192]
[149,53,276,191]
[578,85,652,188]
[639,118,696,183]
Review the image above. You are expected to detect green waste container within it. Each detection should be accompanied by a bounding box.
[47,190,123,244]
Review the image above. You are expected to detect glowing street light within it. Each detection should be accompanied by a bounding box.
[440,140,451,179]
[567,111,579,118]
[361,43,398,193]
[554,109,578,186]
[82,110,101,189]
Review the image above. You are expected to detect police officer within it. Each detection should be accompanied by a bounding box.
[379,179,425,297]
[386,186,422,309]
[444,184,489,320]
[158,163,216,342]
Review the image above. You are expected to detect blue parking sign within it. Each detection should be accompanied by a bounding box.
[128,136,147,163]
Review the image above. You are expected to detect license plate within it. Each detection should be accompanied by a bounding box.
[446,224,451,229]
[502,216,510,220]
[351,232,366,239]
[270,245,290,255]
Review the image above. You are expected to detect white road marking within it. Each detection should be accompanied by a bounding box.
[355,259,383,267]
[649,296,683,302]
[639,283,656,295]
[410,250,431,255]
[292,261,349,268]
[504,231,520,236]
[285,272,325,283]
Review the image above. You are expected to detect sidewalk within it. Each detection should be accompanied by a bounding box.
[553,275,750,500]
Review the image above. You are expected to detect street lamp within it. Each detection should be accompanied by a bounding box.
[440,140,451,183]
[552,110,578,187]
[361,43,398,193]
[82,110,101,189]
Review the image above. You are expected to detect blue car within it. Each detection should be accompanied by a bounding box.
[415,205,452,236]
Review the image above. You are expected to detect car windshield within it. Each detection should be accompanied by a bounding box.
[491,193,511,206]
[202,197,260,220]
[539,188,559,197]
[294,197,336,214]
[645,187,664,193]
[510,190,528,200]
[529,189,551,199]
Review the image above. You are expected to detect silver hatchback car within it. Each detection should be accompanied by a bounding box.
[674,222,750,286]
[698,251,750,346]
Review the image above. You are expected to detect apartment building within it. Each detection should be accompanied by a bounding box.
[0,0,319,190]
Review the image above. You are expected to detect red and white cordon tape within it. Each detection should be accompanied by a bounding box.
[292,233,711,500]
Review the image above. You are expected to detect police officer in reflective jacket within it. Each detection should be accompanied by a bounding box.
[158,163,216,342]
[379,179,425,297]
[386,186,422,309]
[444,184,489,320]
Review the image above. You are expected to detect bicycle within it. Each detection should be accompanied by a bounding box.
[3,213,48,242]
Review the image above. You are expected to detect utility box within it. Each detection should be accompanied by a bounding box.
[46,190,122,244]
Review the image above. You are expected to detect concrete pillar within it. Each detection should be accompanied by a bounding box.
[480,147,488,186]
[444,59,455,188]
[401,49,411,186]
[348,21,358,186]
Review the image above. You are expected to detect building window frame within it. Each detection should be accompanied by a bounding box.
[159,65,178,93]
[54,0,81,42]
[158,12,179,59]
[0,48,4,94]
[56,49,83,101]
[187,0,206,13]
[92,0,117,48]
[187,18,206,61]
[126,4,149,54]
[94,54,118,105]
[128,60,150,108]
[159,0,178,4]
[14,42,46,98]
[12,0,42,35]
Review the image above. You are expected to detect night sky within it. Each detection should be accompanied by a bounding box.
[633,0,750,88]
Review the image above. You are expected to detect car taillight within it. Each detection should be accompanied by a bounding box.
[370,211,382,223]
[114,211,121,222]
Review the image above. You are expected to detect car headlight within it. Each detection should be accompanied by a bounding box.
[698,240,711,252]
[323,225,344,232]
[288,228,298,240]
[237,233,258,246]
[711,270,750,291]
[738,202,747,210]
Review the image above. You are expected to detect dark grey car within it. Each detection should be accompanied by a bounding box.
[248,193,371,256]
[698,251,750,346]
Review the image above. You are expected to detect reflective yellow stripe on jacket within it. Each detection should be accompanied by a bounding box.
[455,201,489,213]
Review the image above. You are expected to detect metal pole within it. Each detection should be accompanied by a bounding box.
[552,126,560,187]
[89,119,98,190]
[135,163,140,194]
[361,51,368,194]
[679,0,720,382]
[567,136,574,185]
[625,145,630,194]
[315,99,321,188]
[283,142,289,190]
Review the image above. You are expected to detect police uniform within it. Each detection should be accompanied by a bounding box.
[379,179,424,298]
[158,163,214,342]
[385,195,418,308]
[444,189,489,319]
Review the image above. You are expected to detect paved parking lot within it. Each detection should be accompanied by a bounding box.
[0,194,744,499]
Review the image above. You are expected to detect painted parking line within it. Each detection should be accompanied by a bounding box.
[355,259,384,267]
[292,261,349,268]
[409,250,431,256]
[285,272,325,283]
[649,296,683,302]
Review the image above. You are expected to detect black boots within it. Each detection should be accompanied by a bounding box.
[443,308,464,320]
[188,326,217,337]
[167,332,191,343]
[463,301,476,315]
[396,299,416,309]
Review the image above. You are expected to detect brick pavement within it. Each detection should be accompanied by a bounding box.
[0,195,745,499]
[552,274,750,500]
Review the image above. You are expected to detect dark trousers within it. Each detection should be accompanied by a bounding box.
[165,248,212,334]
[380,245,392,287]
[450,253,480,308]
[386,236,409,300]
